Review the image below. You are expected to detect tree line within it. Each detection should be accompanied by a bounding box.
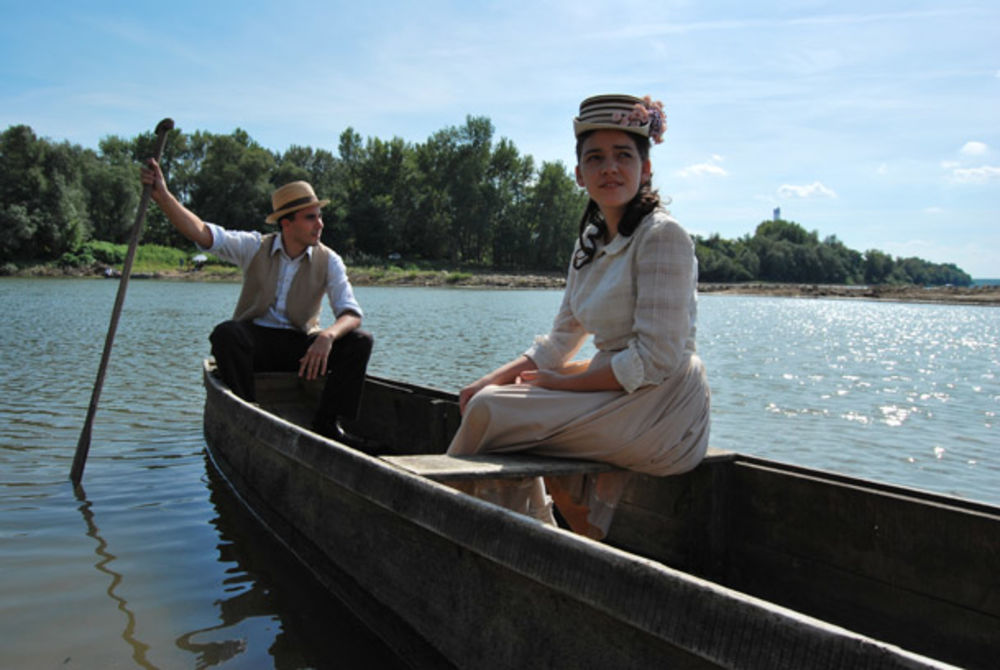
[695,219,971,286]
[0,121,972,285]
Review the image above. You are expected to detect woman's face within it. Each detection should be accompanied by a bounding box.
[575,129,651,216]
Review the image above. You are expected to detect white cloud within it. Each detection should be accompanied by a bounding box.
[940,160,961,169]
[923,206,945,215]
[675,154,728,178]
[949,165,1000,184]
[777,181,837,199]
[876,163,889,175]
[960,141,988,156]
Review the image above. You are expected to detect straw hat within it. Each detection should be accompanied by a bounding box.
[573,94,666,144]
[265,181,330,224]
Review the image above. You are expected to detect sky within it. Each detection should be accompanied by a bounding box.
[2,1,998,277]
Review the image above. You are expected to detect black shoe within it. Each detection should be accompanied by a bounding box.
[312,418,372,453]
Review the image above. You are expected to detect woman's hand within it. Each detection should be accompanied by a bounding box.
[458,378,492,414]
[458,355,538,414]
[518,368,562,389]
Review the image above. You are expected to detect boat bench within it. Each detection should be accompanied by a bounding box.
[381,453,618,482]
[382,449,730,482]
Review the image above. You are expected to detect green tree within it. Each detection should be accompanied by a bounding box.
[0,125,89,260]
[864,249,895,284]
[188,129,276,232]
[521,162,586,270]
[487,138,534,268]
[85,139,140,243]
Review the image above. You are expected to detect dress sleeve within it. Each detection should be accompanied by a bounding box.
[610,219,696,392]
[524,258,588,370]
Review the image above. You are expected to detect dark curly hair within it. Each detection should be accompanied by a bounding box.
[572,131,661,270]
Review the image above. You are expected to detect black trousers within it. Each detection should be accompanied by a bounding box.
[209,320,373,422]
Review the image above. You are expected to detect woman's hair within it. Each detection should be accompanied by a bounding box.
[572,131,661,270]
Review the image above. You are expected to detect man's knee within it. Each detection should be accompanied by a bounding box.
[210,320,252,349]
[339,328,374,358]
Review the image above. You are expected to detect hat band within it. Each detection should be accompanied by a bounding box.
[273,195,317,214]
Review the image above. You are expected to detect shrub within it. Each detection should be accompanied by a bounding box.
[81,240,126,265]
[58,250,96,267]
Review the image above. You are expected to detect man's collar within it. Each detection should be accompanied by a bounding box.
[272,233,314,260]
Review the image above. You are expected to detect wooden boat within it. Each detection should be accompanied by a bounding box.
[201,360,998,669]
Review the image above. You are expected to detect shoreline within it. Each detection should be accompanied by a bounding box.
[6,266,1000,306]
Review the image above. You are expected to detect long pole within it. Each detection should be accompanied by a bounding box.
[70,118,174,484]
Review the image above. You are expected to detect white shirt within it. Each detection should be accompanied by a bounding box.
[200,222,363,330]
[525,209,698,393]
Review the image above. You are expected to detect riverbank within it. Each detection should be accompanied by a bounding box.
[699,282,1000,306]
[7,264,1000,305]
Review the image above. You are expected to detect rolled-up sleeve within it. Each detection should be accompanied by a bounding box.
[610,221,696,392]
[201,223,262,269]
[325,252,363,318]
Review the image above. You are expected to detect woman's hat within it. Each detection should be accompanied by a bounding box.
[573,94,666,144]
[265,181,330,224]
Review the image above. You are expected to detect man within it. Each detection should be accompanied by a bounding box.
[141,159,373,444]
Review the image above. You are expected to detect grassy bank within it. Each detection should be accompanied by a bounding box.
[2,251,567,288]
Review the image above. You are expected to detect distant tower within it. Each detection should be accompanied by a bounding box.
[773,207,781,221]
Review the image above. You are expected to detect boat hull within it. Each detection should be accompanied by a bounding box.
[202,362,996,669]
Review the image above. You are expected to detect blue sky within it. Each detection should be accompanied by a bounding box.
[2,1,998,277]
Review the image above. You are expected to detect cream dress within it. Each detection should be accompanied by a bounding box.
[447,209,711,538]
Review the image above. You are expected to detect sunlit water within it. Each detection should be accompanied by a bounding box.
[1,278,997,667]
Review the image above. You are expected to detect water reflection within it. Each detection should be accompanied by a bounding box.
[199,456,409,669]
[74,484,155,669]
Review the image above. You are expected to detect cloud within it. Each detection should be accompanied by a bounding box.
[777,181,837,199]
[960,141,988,156]
[949,165,1000,184]
[675,154,728,178]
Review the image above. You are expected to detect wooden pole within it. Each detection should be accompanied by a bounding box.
[70,118,174,484]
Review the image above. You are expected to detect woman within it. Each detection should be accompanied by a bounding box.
[448,94,711,539]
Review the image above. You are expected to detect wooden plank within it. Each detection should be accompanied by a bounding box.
[382,453,617,481]
[723,459,1000,669]
[384,447,733,481]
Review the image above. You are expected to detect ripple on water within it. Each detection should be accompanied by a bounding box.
[1,280,997,667]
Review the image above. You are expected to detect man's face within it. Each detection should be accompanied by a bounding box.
[283,205,324,250]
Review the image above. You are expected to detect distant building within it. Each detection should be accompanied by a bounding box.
[773,207,781,221]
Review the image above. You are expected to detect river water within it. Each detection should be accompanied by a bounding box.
[1,278,997,668]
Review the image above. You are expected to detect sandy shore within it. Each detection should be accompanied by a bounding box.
[698,282,1000,306]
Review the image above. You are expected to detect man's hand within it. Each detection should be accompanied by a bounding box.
[140,158,170,205]
[299,332,334,380]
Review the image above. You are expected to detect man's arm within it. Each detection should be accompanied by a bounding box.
[140,158,213,249]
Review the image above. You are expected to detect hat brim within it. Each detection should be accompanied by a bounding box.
[265,198,330,224]
[573,119,650,138]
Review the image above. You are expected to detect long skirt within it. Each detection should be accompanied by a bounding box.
[447,352,711,538]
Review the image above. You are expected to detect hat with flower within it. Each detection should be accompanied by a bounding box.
[573,94,667,144]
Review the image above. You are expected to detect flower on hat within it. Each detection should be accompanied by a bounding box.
[611,96,667,144]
